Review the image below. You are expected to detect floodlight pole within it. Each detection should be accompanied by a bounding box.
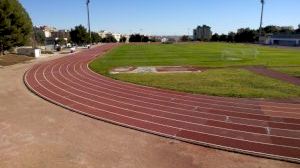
[87,0,91,44]
[259,0,265,37]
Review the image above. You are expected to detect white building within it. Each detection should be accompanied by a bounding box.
[98,30,111,39]
[38,26,57,38]
[112,33,121,42]
[161,38,168,43]
[98,30,124,42]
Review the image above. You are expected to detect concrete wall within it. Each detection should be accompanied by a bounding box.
[16,47,34,56]
[265,38,300,46]
[270,38,300,46]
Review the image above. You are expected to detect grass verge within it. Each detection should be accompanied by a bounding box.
[112,69,300,99]
[89,43,300,99]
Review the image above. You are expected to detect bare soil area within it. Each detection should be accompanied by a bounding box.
[0,55,299,168]
[0,54,33,66]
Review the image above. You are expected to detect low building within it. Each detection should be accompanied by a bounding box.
[98,30,110,39]
[51,29,70,40]
[193,25,212,41]
[161,38,168,43]
[37,26,57,38]
[263,34,300,46]
[98,30,124,42]
[112,33,121,42]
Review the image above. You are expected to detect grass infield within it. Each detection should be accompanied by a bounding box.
[90,43,300,99]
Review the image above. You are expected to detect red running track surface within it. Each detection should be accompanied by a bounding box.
[24,44,300,163]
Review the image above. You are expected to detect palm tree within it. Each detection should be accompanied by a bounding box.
[259,0,265,37]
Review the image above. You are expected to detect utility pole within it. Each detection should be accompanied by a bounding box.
[259,0,265,37]
[86,0,91,44]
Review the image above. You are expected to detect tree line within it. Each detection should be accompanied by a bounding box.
[1,0,300,55]
[210,25,300,43]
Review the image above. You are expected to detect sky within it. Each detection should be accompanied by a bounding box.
[19,0,300,35]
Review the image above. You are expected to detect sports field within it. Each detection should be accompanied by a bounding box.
[90,43,300,99]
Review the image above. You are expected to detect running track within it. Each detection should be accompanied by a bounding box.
[24,44,300,163]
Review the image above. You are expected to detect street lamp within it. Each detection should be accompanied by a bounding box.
[86,0,91,44]
[259,0,265,37]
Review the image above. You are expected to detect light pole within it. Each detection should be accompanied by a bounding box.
[86,0,91,44]
[259,0,265,37]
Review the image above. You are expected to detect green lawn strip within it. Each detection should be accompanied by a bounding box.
[112,69,300,99]
[90,43,300,75]
[89,43,300,99]
[270,67,300,78]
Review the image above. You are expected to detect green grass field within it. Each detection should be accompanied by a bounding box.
[90,43,300,99]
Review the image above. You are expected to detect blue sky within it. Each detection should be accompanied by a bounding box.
[20,0,300,35]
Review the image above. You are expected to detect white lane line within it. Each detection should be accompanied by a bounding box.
[226,116,230,122]
[27,64,300,150]
[58,60,300,137]
[54,61,280,136]
[24,71,300,163]
[24,47,300,163]
[266,127,271,135]
[85,58,300,109]
[81,63,300,114]
[48,49,297,129]
[76,61,300,125]
[39,58,300,145]
[73,62,300,125]
[64,57,300,128]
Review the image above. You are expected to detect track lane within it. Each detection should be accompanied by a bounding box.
[24,44,300,163]
[54,53,300,137]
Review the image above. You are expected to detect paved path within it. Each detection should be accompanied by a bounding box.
[245,66,300,86]
[24,44,300,163]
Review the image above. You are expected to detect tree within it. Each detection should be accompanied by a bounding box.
[91,32,101,43]
[211,33,220,41]
[129,34,149,42]
[149,37,159,42]
[129,34,140,42]
[235,28,257,43]
[219,34,228,42]
[101,34,117,43]
[55,38,66,46]
[33,27,45,46]
[70,25,89,45]
[180,35,189,42]
[279,26,294,34]
[0,0,33,54]
[141,36,149,42]
[227,32,236,42]
[263,25,280,34]
[119,36,127,43]
[296,24,300,34]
